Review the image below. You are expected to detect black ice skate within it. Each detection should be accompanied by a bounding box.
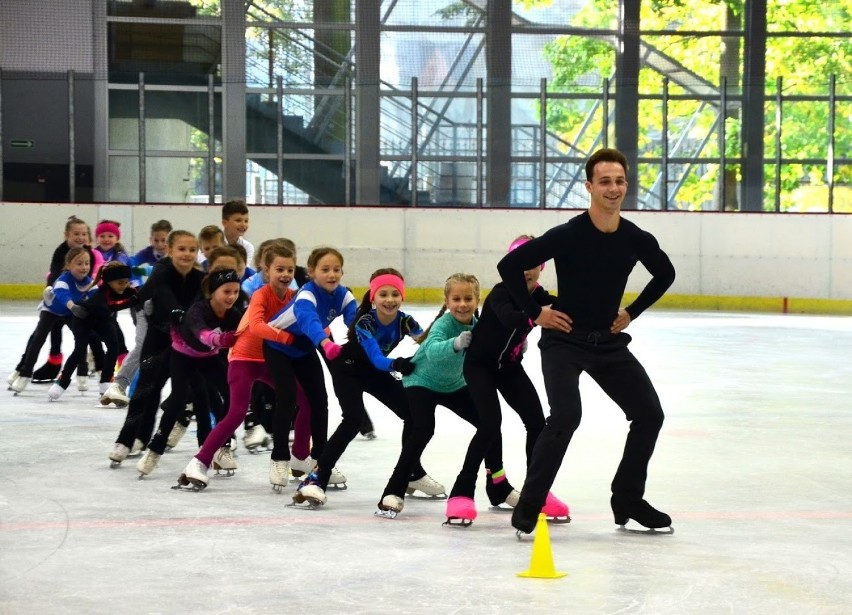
[511,497,540,536]
[611,496,674,534]
[32,354,62,383]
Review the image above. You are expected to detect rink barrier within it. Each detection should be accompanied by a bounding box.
[3,284,852,315]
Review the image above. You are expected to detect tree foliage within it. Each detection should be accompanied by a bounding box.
[527,0,851,211]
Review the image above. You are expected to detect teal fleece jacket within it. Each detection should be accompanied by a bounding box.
[403,310,476,393]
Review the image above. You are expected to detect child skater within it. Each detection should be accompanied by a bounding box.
[47,262,138,401]
[444,236,570,526]
[23,216,92,384]
[264,247,356,493]
[100,221,172,407]
[108,230,204,467]
[375,273,520,519]
[10,247,94,394]
[136,268,243,477]
[294,268,445,507]
[93,220,131,266]
[176,244,298,490]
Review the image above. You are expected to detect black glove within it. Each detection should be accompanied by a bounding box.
[170,308,185,325]
[391,357,416,376]
[70,304,89,319]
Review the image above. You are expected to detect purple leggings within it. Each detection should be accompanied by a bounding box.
[195,360,312,467]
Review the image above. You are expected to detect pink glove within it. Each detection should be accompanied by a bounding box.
[322,342,343,361]
[200,329,237,349]
[218,331,238,348]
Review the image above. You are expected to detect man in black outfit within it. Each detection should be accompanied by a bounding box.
[497,148,676,533]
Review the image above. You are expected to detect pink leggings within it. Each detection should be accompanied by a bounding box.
[195,360,312,467]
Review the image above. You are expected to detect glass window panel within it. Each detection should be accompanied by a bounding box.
[777,164,829,212]
[143,156,220,203]
[247,92,345,154]
[380,32,485,91]
[768,1,850,33]
[513,1,587,26]
[246,27,352,89]
[108,155,139,202]
[245,160,311,205]
[107,23,221,85]
[246,1,353,25]
[542,161,588,209]
[108,0,219,17]
[778,101,830,159]
[109,90,139,150]
[380,159,412,205]
[383,1,485,28]
[766,38,849,95]
[144,91,219,152]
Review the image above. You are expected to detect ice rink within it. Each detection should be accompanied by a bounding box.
[1,300,850,614]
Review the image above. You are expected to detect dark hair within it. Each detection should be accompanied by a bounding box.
[306,246,344,270]
[414,273,480,344]
[89,261,130,290]
[347,267,404,340]
[222,198,249,219]
[585,148,628,182]
[150,219,172,234]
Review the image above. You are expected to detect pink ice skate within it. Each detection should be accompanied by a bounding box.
[443,496,477,528]
[541,492,571,524]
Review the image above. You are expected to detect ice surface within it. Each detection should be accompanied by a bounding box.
[1,301,850,614]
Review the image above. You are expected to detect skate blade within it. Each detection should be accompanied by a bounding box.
[288,498,322,510]
[327,483,347,491]
[109,460,122,469]
[547,515,571,524]
[171,476,207,491]
[214,469,236,477]
[617,524,674,535]
[442,518,473,528]
[245,447,272,455]
[360,432,377,440]
[488,504,514,513]
[515,529,533,541]
[374,508,399,519]
[271,483,287,493]
[405,488,448,500]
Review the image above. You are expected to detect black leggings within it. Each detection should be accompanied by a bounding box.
[381,386,504,501]
[60,317,121,386]
[450,361,545,498]
[115,329,172,448]
[147,351,227,455]
[520,331,665,509]
[17,311,72,377]
[262,345,329,462]
[315,361,426,489]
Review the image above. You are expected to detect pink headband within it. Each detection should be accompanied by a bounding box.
[508,237,545,271]
[369,274,405,303]
[95,221,121,240]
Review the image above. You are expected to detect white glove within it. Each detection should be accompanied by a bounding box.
[453,330,472,352]
[521,339,528,354]
[143,299,154,316]
[42,286,55,305]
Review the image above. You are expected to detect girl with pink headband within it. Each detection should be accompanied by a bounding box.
[294,268,445,508]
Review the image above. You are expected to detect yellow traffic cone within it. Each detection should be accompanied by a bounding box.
[517,513,567,579]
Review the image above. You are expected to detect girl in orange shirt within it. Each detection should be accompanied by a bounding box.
[175,244,296,490]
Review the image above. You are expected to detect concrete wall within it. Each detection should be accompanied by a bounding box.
[2,202,852,312]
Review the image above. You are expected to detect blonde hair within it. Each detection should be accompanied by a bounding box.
[415,273,480,344]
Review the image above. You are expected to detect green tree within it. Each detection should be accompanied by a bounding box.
[532,0,851,211]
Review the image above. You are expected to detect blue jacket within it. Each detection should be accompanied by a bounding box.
[266,281,357,357]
